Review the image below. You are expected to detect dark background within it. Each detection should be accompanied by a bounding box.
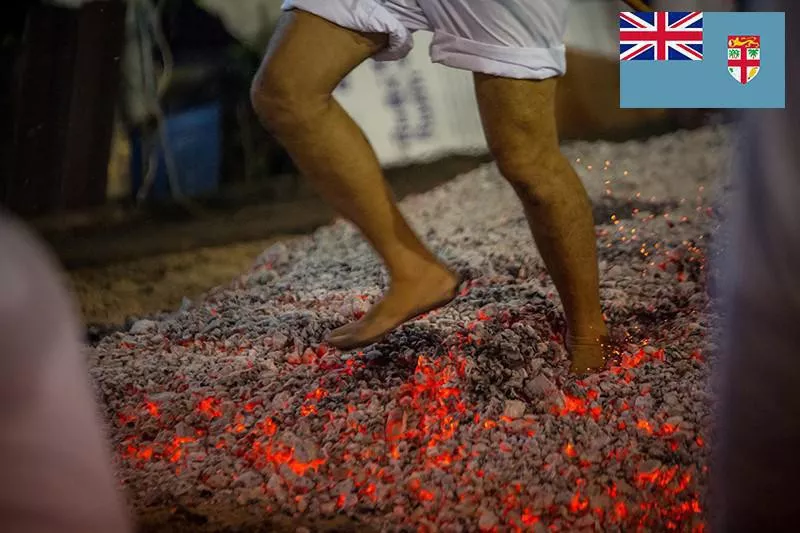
[0,0,294,220]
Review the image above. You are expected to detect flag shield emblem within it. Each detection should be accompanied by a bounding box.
[728,35,760,84]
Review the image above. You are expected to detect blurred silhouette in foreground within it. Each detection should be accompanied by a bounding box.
[713,2,799,532]
[0,210,131,532]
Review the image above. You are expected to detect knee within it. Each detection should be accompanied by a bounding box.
[250,67,328,137]
[494,144,569,204]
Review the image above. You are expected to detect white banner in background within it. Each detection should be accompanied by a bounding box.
[333,42,488,168]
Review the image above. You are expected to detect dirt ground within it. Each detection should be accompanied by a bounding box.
[68,238,283,326]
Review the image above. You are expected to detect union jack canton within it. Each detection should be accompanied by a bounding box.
[619,11,704,62]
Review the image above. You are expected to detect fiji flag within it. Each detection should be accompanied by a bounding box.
[619,11,785,108]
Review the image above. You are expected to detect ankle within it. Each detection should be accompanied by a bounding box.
[389,259,453,284]
[566,322,608,343]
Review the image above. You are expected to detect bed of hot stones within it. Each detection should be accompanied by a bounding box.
[90,125,732,532]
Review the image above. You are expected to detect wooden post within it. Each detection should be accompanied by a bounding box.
[3,1,126,217]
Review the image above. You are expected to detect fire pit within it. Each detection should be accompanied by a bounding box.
[89,125,729,532]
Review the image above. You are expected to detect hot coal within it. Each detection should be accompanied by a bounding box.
[89,125,729,532]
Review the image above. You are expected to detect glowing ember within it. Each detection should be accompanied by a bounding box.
[556,395,588,417]
[144,401,160,418]
[197,397,222,418]
[564,442,577,458]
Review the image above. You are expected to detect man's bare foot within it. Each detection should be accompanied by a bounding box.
[567,330,611,375]
[326,265,461,350]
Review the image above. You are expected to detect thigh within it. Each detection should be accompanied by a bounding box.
[473,73,560,162]
[278,0,425,64]
[419,0,569,79]
[254,10,388,99]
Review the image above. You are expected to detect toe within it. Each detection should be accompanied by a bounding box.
[327,333,375,351]
[326,332,355,350]
[327,320,362,339]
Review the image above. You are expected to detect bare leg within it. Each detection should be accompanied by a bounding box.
[251,11,459,349]
[474,73,608,374]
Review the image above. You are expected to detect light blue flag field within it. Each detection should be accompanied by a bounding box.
[619,11,785,108]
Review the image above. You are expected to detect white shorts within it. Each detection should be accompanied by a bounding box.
[280,0,568,80]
